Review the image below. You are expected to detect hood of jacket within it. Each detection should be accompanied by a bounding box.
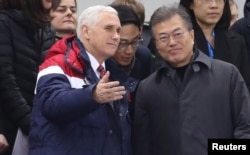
[42,34,85,75]
[44,35,138,89]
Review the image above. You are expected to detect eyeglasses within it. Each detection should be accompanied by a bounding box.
[117,37,143,52]
[156,30,190,44]
[199,0,225,5]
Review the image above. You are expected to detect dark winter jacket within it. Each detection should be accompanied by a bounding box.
[230,0,250,64]
[192,21,250,92]
[244,0,250,18]
[29,35,137,155]
[0,9,55,154]
[125,45,153,119]
[133,50,250,155]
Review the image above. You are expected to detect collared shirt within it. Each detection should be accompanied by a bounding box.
[85,51,105,79]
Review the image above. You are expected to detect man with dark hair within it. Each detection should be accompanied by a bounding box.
[110,5,153,82]
[133,4,250,155]
[110,4,153,119]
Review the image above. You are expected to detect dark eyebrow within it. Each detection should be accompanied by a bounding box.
[173,27,181,32]
[159,32,168,36]
[57,5,76,9]
[120,35,140,42]
[159,27,182,36]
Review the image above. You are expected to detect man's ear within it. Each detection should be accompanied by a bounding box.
[190,29,194,39]
[82,25,90,39]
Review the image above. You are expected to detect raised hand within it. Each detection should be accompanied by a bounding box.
[93,71,126,103]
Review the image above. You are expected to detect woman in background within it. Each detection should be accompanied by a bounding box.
[179,0,250,92]
[0,0,54,154]
[50,0,77,40]
[230,0,250,62]
[229,0,239,27]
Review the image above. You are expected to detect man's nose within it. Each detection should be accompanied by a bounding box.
[66,8,73,16]
[112,31,120,41]
[168,36,177,45]
[125,44,135,54]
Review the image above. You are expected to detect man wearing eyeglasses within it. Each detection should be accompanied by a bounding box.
[133,4,250,155]
[110,5,153,79]
[109,4,153,116]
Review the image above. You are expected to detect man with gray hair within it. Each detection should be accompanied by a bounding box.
[29,5,136,155]
[133,4,250,155]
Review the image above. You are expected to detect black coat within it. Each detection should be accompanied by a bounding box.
[230,16,250,63]
[0,9,55,155]
[133,51,250,155]
[193,21,250,91]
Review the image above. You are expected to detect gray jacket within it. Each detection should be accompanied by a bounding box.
[133,50,250,155]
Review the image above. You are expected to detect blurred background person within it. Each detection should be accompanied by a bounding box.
[230,0,250,62]
[244,0,250,17]
[111,0,145,32]
[50,0,77,40]
[0,0,55,154]
[111,0,157,69]
[109,4,153,79]
[109,4,153,122]
[229,0,239,27]
[179,0,250,92]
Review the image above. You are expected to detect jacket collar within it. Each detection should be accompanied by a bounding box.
[157,48,212,75]
[74,37,138,91]
[106,58,138,92]
[193,48,212,69]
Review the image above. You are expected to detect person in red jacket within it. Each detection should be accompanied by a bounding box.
[29,5,137,155]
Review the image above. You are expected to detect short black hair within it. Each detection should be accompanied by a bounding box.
[150,4,193,31]
[111,5,141,30]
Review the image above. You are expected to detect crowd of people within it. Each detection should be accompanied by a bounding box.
[0,0,250,155]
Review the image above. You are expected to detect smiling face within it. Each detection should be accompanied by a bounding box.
[42,0,52,10]
[82,11,121,62]
[153,14,195,67]
[190,0,225,28]
[50,0,77,35]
